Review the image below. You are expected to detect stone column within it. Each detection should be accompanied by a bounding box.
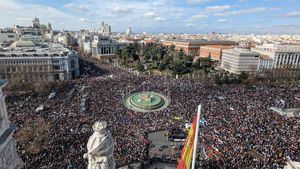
[0,81,23,169]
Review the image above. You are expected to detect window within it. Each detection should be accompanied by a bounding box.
[52,65,60,70]
[54,74,60,80]
[52,60,59,64]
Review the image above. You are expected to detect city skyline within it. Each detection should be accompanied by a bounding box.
[0,0,300,34]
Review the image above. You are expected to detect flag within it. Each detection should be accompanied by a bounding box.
[177,115,198,169]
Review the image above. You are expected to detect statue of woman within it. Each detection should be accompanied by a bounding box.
[84,121,115,169]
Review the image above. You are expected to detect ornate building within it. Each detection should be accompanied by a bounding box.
[252,43,300,69]
[100,21,111,36]
[0,80,23,169]
[0,41,80,82]
[92,35,127,59]
[126,26,132,35]
[14,17,50,43]
[0,29,18,47]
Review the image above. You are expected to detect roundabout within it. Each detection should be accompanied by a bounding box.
[124,91,170,112]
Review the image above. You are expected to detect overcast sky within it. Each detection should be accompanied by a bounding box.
[0,0,299,34]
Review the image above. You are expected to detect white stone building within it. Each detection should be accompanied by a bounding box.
[0,40,80,82]
[252,44,300,69]
[83,41,92,55]
[100,21,111,36]
[0,29,18,47]
[78,34,93,55]
[126,26,132,35]
[0,80,23,169]
[53,32,77,48]
[221,48,260,74]
[14,17,51,43]
[92,35,127,59]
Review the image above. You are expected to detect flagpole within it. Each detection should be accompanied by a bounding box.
[191,105,201,169]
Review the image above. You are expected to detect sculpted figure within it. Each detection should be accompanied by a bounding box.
[84,121,115,169]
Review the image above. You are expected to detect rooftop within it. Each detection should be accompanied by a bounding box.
[164,39,238,45]
[11,40,35,48]
[0,42,71,57]
[255,43,300,52]
[225,48,260,55]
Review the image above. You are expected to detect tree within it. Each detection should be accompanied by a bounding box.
[158,63,167,71]
[170,44,175,52]
[183,55,193,69]
[201,57,212,68]
[135,62,144,72]
[192,59,201,70]
[238,71,249,83]
[120,43,141,64]
[178,48,185,59]
[171,61,185,75]
[144,43,158,62]
[116,48,122,59]
[214,74,222,85]
[223,75,230,84]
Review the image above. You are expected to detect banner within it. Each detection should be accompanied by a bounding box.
[177,115,197,169]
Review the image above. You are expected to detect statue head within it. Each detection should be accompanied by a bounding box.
[93,121,107,133]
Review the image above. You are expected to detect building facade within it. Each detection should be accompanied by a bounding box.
[100,21,111,36]
[252,44,300,69]
[92,35,127,59]
[221,48,260,74]
[0,41,80,82]
[0,29,18,47]
[162,40,238,58]
[197,45,237,61]
[162,40,203,57]
[126,26,132,35]
[14,17,50,43]
[78,34,93,55]
[0,80,23,169]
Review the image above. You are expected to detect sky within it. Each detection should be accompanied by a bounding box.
[0,0,299,34]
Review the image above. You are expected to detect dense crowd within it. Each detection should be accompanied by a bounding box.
[6,57,300,169]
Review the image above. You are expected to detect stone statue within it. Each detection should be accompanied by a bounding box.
[84,121,116,169]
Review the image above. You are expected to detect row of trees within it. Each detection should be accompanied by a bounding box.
[117,43,213,75]
[214,71,249,85]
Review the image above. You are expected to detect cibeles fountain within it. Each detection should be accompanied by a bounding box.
[84,121,116,169]
[124,91,170,112]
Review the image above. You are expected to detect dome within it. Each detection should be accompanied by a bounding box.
[10,40,35,48]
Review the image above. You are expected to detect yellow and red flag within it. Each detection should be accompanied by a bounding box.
[177,115,198,169]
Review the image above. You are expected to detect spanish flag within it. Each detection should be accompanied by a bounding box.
[177,115,198,169]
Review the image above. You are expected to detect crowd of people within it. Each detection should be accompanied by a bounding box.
[5,56,300,169]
